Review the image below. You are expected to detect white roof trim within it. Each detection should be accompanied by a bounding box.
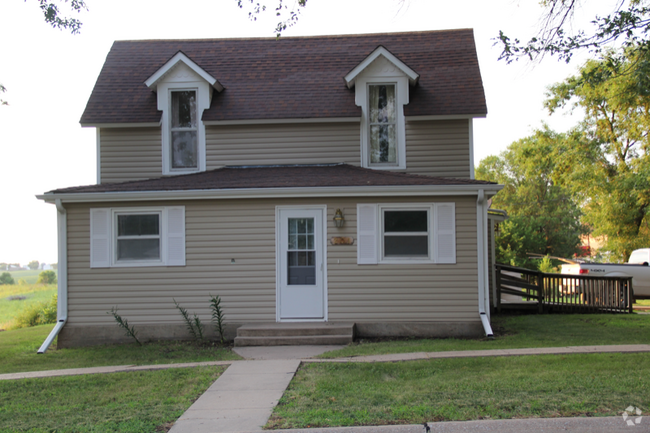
[344,46,419,89]
[81,122,162,128]
[37,184,502,204]
[406,114,487,121]
[145,52,223,92]
[203,117,361,126]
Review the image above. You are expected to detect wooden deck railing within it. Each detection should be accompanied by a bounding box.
[495,264,634,314]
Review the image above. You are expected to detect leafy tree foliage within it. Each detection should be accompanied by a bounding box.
[476,129,587,269]
[36,0,88,34]
[37,270,57,285]
[545,47,650,260]
[27,260,40,270]
[498,0,650,65]
[0,272,15,285]
[236,0,307,36]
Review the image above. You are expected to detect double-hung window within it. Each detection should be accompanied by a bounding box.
[170,90,198,170]
[383,209,429,258]
[368,84,397,165]
[357,203,456,265]
[116,212,162,263]
[90,207,186,268]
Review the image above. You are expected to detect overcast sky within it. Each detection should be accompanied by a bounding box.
[0,0,616,264]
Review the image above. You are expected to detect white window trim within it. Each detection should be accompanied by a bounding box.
[90,206,185,268]
[167,88,200,173]
[355,75,409,170]
[357,203,456,265]
[379,204,434,264]
[114,210,164,266]
[159,83,208,175]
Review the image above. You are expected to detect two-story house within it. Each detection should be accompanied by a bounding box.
[37,29,501,350]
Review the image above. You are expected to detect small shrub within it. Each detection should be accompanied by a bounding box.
[0,272,15,285]
[37,270,57,285]
[174,299,204,342]
[538,256,558,273]
[17,278,27,285]
[108,307,142,345]
[210,294,226,344]
[9,294,57,330]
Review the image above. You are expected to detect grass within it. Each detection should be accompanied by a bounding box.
[320,313,650,358]
[0,284,56,330]
[0,325,241,374]
[268,353,650,428]
[0,365,224,432]
[636,299,650,306]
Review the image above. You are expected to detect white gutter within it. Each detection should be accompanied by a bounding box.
[476,190,493,338]
[38,199,67,354]
[37,184,503,204]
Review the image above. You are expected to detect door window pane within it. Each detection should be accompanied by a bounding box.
[287,218,315,285]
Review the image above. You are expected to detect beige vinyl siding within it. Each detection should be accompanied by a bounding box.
[65,196,478,327]
[405,119,471,178]
[100,128,162,183]
[205,122,360,168]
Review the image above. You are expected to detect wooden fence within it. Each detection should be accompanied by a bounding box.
[495,264,634,314]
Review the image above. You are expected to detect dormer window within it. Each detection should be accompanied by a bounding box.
[344,46,419,171]
[171,90,198,170]
[369,84,397,165]
[144,51,223,176]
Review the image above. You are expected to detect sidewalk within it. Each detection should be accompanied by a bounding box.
[3,344,650,432]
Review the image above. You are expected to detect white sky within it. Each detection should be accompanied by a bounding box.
[0,0,616,264]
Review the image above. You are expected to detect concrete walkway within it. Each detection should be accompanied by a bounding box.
[3,344,650,432]
[169,359,301,433]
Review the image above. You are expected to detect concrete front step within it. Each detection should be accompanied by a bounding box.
[234,322,355,347]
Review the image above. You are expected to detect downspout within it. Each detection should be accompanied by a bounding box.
[476,190,493,338]
[38,199,67,353]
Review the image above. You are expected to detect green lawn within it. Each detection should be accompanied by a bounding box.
[269,353,650,428]
[0,325,241,374]
[0,284,56,329]
[320,313,650,358]
[0,365,224,432]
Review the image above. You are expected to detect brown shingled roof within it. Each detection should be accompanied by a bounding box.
[48,164,496,194]
[80,30,487,125]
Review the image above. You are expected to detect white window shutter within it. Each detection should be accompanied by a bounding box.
[357,204,378,264]
[435,203,456,264]
[166,207,186,266]
[90,208,111,268]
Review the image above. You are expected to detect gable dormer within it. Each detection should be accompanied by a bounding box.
[345,46,419,170]
[145,52,223,175]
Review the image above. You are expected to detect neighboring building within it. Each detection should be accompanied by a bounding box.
[38,30,501,348]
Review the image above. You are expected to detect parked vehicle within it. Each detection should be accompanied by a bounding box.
[560,249,650,299]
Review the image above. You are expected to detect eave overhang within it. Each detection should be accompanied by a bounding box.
[344,46,419,89]
[37,184,503,204]
[145,51,224,92]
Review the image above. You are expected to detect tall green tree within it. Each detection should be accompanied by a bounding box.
[476,129,587,269]
[545,47,650,260]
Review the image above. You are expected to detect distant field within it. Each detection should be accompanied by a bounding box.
[4,269,57,285]
[0,284,56,330]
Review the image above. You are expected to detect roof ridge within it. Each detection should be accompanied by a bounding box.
[113,28,474,44]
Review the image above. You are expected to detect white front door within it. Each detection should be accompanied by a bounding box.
[277,207,326,320]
